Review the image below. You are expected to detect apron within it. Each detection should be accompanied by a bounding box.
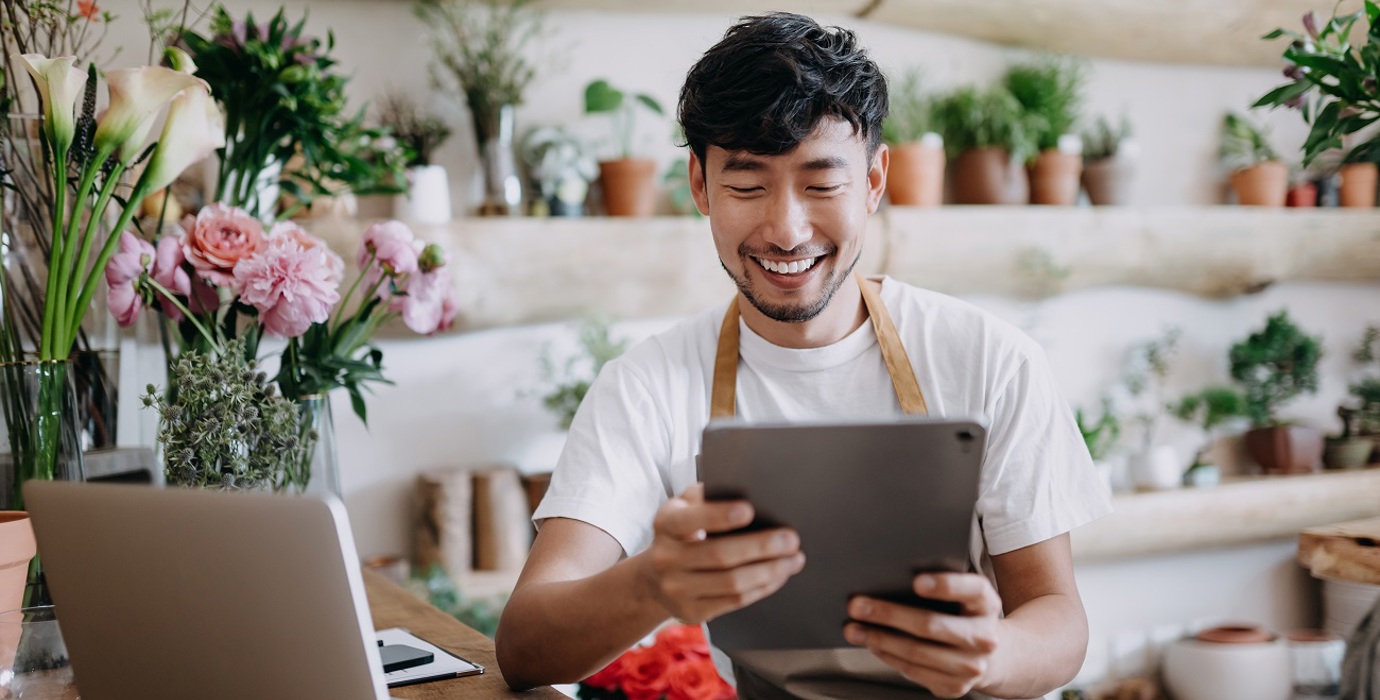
[708,274,956,700]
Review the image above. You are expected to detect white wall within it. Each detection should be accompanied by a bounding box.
[98,0,1311,207]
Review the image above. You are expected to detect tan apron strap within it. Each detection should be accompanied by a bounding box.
[709,276,928,419]
[857,274,928,416]
[710,302,741,419]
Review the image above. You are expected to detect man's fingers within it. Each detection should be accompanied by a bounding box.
[847,597,998,652]
[655,497,753,540]
[871,649,975,700]
[677,528,800,570]
[696,565,803,617]
[913,573,1003,616]
[680,482,705,504]
[845,623,991,678]
[677,551,806,597]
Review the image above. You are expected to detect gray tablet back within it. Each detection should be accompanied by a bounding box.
[701,417,986,652]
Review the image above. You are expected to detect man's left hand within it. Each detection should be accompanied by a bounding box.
[844,572,1003,699]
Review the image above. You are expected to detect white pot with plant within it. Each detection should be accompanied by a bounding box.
[1169,387,1249,487]
[520,125,597,217]
[1117,328,1188,490]
[1081,114,1138,206]
[1075,399,1121,492]
[378,91,454,224]
[584,79,665,217]
[1220,112,1287,206]
[882,69,944,207]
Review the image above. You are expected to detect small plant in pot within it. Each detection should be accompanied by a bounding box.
[584,78,665,217]
[1121,328,1185,489]
[520,125,597,217]
[882,69,945,207]
[1081,114,1136,206]
[1075,398,1120,490]
[1004,57,1087,205]
[1229,310,1325,473]
[1170,387,1249,487]
[1220,112,1288,206]
[377,91,454,224]
[933,86,1037,205]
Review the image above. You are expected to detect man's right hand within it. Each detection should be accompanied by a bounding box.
[636,483,806,625]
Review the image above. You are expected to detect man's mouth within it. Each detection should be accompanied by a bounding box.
[752,255,823,275]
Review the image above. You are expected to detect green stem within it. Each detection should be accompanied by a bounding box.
[65,159,126,345]
[334,251,376,328]
[143,278,220,351]
[64,175,155,355]
[40,144,69,361]
[54,145,116,349]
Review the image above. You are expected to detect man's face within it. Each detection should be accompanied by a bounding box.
[690,119,887,324]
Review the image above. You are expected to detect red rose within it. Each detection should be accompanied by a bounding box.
[620,644,674,700]
[666,656,736,700]
[582,655,627,691]
[655,624,711,661]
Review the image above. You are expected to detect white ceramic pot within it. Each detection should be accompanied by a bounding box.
[1162,635,1292,700]
[1321,577,1380,639]
[1129,445,1182,491]
[394,164,452,224]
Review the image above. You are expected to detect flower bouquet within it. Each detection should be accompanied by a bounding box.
[107,211,458,492]
[578,624,735,700]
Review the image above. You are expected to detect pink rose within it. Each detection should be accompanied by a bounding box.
[104,231,155,327]
[181,203,265,287]
[360,220,420,278]
[151,236,192,321]
[268,220,344,283]
[234,238,341,338]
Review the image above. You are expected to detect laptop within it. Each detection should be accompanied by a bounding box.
[24,481,462,700]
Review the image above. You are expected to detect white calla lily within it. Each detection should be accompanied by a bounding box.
[94,65,207,165]
[141,84,225,194]
[17,54,85,153]
[164,46,198,74]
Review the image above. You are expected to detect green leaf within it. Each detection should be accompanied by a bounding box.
[1304,101,1342,151]
[1252,80,1311,109]
[1368,0,1379,24]
[635,93,664,116]
[348,385,368,426]
[1261,28,1288,40]
[584,79,623,114]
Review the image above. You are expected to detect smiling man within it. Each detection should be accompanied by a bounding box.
[495,13,1112,700]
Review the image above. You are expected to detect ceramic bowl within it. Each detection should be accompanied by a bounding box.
[1162,630,1291,700]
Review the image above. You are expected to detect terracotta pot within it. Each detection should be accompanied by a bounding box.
[598,158,659,217]
[886,141,945,207]
[952,148,1028,205]
[1324,437,1375,470]
[1081,157,1134,206]
[0,513,35,671]
[1229,161,1288,207]
[1339,162,1378,207]
[1244,425,1325,474]
[1286,182,1318,207]
[1028,149,1082,205]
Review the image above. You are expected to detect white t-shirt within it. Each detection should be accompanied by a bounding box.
[531,277,1113,696]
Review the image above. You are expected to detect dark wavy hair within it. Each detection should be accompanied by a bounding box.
[677,13,889,169]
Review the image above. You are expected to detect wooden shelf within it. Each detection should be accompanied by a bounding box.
[1072,467,1380,562]
[305,206,1380,333]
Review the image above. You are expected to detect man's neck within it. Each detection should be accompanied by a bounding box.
[737,279,868,349]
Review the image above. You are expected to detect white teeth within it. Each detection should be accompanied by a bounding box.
[755,257,817,274]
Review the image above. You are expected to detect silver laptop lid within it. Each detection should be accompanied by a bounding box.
[24,481,387,700]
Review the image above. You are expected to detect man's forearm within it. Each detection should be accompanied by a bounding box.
[978,593,1089,699]
[495,552,670,689]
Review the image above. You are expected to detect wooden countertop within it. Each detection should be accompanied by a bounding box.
[364,568,565,699]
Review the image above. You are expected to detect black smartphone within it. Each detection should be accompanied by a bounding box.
[379,643,434,673]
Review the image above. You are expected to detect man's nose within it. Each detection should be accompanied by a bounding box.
[759,190,811,251]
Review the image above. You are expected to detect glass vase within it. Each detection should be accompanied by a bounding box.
[283,395,340,498]
[473,104,522,217]
[0,606,77,700]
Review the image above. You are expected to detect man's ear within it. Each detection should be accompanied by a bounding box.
[867,143,889,214]
[689,150,710,216]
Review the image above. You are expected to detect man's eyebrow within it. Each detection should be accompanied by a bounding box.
[721,154,766,173]
[802,156,849,171]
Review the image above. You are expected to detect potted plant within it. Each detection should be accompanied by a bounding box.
[1330,325,1380,466]
[1081,114,1136,206]
[1004,58,1087,205]
[881,69,944,207]
[1257,3,1380,206]
[377,90,454,224]
[1120,329,1185,489]
[584,78,666,217]
[1230,311,1325,474]
[417,0,546,216]
[1219,112,1287,206]
[1170,387,1249,487]
[1286,163,1319,207]
[933,86,1036,205]
[520,125,597,217]
[1075,398,1120,490]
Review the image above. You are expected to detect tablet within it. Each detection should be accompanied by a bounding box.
[700,416,986,652]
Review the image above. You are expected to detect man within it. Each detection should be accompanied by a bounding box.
[495,12,1112,700]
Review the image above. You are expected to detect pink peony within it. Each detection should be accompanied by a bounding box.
[151,236,192,321]
[181,203,265,287]
[234,238,341,338]
[104,231,155,327]
[393,266,458,335]
[268,220,344,283]
[359,220,420,279]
